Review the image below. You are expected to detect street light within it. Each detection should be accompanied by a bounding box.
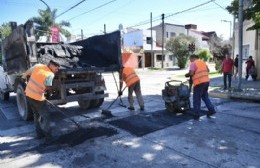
[221,19,233,56]
[221,20,232,41]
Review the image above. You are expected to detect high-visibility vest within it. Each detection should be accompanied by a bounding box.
[192,60,210,86]
[25,64,53,101]
[122,67,140,87]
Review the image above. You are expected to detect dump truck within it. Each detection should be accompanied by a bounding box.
[0,21,122,121]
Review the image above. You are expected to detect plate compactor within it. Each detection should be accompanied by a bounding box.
[162,80,191,113]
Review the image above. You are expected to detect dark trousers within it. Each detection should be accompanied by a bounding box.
[193,82,215,114]
[27,97,51,137]
[223,73,232,89]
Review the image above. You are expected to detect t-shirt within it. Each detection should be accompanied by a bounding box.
[189,62,197,71]
[234,57,238,67]
[222,58,234,73]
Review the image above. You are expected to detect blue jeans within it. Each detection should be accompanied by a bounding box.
[193,82,215,114]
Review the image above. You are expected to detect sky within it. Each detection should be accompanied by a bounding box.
[0,0,234,39]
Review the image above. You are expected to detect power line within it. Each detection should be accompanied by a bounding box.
[164,0,215,19]
[55,0,87,19]
[68,0,117,21]
[127,0,215,28]
[212,1,227,11]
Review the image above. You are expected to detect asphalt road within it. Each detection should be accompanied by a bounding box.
[0,68,259,168]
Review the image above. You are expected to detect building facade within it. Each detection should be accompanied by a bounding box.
[233,20,260,79]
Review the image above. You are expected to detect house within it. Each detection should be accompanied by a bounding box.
[122,23,216,69]
[122,29,171,68]
[151,23,212,67]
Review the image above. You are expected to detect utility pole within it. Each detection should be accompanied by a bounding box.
[161,13,165,69]
[81,29,83,40]
[150,12,154,67]
[104,24,106,34]
[237,0,243,90]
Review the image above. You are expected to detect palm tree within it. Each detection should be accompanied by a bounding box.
[31,7,71,41]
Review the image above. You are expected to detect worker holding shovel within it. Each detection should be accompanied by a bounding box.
[119,66,144,111]
[22,60,60,140]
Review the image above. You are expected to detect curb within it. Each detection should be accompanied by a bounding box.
[209,88,260,102]
[209,91,231,99]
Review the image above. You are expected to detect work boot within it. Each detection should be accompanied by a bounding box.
[36,132,45,139]
[207,111,216,118]
[193,113,200,120]
[140,106,144,111]
[128,106,135,111]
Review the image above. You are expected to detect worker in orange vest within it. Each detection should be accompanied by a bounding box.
[119,66,144,111]
[22,60,60,140]
[185,54,216,120]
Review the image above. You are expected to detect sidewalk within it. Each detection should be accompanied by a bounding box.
[209,76,260,102]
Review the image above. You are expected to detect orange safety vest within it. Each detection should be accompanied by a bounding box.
[25,64,53,101]
[122,67,140,87]
[192,60,210,86]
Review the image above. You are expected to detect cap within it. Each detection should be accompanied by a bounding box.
[49,60,60,67]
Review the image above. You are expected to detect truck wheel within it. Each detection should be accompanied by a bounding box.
[78,100,91,109]
[16,84,33,121]
[0,90,9,101]
[90,91,105,108]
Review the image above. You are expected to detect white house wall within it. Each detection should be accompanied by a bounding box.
[123,31,143,47]
[234,20,259,78]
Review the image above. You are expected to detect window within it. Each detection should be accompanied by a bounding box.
[146,37,152,44]
[170,32,176,37]
[166,32,169,38]
[179,33,185,36]
[156,55,165,61]
[242,44,250,59]
[169,55,173,61]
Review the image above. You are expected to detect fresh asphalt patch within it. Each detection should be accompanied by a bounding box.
[108,109,208,137]
[23,126,118,154]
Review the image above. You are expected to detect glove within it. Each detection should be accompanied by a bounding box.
[21,77,27,84]
[118,91,123,96]
[185,73,190,77]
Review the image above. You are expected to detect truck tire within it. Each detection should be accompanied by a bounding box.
[0,90,9,101]
[90,91,105,108]
[16,84,33,121]
[78,100,91,110]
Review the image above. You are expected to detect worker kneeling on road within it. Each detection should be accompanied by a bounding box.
[22,60,60,140]
[119,66,144,111]
[185,54,216,120]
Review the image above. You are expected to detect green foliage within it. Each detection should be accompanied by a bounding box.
[226,0,260,30]
[0,23,11,39]
[0,23,11,64]
[197,48,212,61]
[214,59,222,73]
[32,8,71,40]
[166,35,197,69]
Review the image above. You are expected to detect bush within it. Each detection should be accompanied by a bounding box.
[197,48,212,61]
[166,35,197,69]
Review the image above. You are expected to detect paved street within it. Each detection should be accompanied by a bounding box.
[0,68,260,168]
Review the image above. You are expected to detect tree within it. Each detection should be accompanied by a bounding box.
[0,23,11,64]
[226,0,260,30]
[166,35,197,69]
[0,23,11,39]
[32,8,71,40]
[197,48,213,61]
[206,34,231,72]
